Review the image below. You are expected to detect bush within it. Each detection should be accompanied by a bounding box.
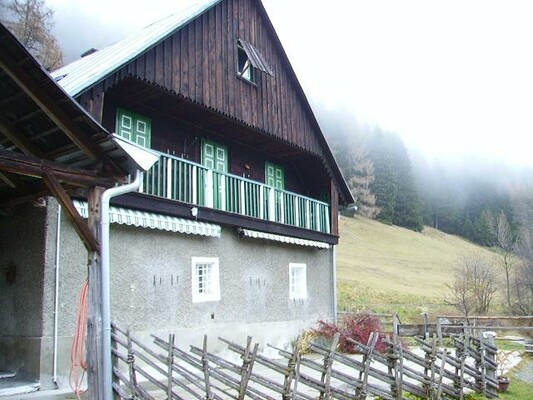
[310,313,387,354]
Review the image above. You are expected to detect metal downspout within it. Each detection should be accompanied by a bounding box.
[332,244,338,322]
[52,203,61,387]
[100,171,143,400]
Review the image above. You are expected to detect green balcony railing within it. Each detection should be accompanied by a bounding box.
[140,152,331,233]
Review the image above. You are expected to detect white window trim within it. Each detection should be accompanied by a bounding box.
[192,257,220,303]
[289,263,307,300]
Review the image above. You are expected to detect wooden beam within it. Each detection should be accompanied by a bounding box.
[43,173,100,252]
[0,188,50,209]
[0,54,104,160]
[0,171,19,188]
[0,148,116,188]
[0,115,45,158]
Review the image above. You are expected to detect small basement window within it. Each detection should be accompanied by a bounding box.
[192,257,221,303]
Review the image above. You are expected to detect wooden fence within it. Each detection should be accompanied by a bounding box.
[111,322,499,400]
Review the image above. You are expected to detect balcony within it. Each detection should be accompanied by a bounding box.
[140,152,331,233]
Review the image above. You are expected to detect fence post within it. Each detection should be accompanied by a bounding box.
[454,335,468,400]
[356,332,379,400]
[422,335,437,399]
[283,339,301,400]
[127,330,138,397]
[111,324,119,394]
[167,334,175,400]
[386,337,401,399]
[436,349,448,399]
[201,335,213,400]
[476,333,487,397]
[238,336,258,400]
[318,332,339,400]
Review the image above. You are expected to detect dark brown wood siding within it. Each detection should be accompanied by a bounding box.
[92,0,325,158]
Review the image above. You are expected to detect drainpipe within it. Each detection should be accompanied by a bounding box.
[100,170,143,400]
[332,244,338,322]
[52,203,61,387]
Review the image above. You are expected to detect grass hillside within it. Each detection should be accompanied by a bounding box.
[336,215,499,321]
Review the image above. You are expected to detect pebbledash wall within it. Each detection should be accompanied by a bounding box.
[0,197,335,390]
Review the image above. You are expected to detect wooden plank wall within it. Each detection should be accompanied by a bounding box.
[91,0,324,158]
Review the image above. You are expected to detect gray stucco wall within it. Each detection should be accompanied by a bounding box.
[2,198,335,389]
[0,202,49,380]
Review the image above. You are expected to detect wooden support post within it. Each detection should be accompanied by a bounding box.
[86,186,104,400]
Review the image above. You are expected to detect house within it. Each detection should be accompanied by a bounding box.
[1,0,353,391]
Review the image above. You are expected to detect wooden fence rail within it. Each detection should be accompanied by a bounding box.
[111,322,499,400]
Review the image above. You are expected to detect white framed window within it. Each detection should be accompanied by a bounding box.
[289,263,307,300]
[192,257,220,303]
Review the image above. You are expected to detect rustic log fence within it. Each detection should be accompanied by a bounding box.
[111,322,499,399]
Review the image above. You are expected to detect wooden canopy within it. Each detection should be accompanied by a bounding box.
[0,24,136,251]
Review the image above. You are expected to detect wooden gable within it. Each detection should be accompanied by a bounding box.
[80,0,326,162]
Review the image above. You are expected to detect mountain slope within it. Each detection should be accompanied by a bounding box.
[336,215,499,315]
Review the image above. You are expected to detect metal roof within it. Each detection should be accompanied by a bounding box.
[51,0,222,97]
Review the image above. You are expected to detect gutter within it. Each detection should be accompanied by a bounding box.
[52,204,61,387]
[100,170,143,400]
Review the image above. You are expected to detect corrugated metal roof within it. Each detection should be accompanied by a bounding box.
[51,0,222,97]
[74,200,221,237]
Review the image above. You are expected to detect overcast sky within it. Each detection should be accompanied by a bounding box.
[45,0,533,168]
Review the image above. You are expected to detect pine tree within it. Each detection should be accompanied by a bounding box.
[320,108,380,219]
[368,129,422,231]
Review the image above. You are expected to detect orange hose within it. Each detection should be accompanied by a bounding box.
[70,279,89,399]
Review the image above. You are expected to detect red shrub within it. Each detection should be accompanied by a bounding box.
[312,313,387,354]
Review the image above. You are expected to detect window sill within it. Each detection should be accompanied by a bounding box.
[236,74,258,87]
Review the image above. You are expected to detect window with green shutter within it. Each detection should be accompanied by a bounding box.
[116,108,151,148]
[202,140,228,173]
[201,140,229,209]
[265,162,284,189]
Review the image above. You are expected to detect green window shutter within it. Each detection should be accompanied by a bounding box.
[202,140,228,172]
[265,162,284,189]
[116,108,151,148]
[201,140,229,210]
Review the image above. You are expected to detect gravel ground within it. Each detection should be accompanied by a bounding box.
[516,355,533,383]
